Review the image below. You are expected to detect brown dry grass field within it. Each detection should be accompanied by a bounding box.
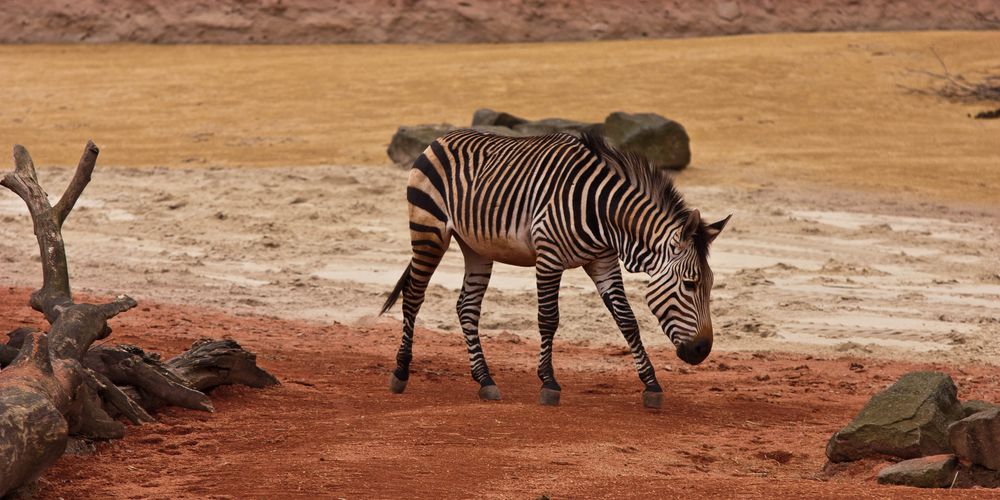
[1,31,998,204]
[1,31,999,498]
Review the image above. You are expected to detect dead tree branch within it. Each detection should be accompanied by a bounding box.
[0,143,278,497]
[0,143,137,495]
[898,48,1000,104]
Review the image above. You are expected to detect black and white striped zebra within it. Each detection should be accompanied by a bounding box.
[380,130,731,408]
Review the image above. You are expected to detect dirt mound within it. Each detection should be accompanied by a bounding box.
[3,0,998,44]
[2,288,997,497]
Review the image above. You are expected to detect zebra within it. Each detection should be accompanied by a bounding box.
[379,129,731,408]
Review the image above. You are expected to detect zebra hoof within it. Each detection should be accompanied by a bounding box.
[389,373,408,394]
[642,390,663,409]
[539,388,561,406]
[478,385,502,401]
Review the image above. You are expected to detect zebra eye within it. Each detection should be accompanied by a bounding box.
[682,279,697,291]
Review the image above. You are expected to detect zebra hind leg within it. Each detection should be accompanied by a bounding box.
[456,247,500,400]
[389,225,450,394]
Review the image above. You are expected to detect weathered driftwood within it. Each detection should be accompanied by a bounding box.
[166,338,279,391]
[84,339,279,413]
[0,142,137,495]
[85,344,215,413]
[0,143,279,497]
[0,333,72,497]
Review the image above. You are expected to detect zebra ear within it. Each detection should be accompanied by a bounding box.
[680,209,701,242]
[704,214,732,244]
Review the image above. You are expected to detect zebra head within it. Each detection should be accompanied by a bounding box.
[646,209,731,365]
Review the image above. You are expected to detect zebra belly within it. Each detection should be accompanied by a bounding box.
[454,229,537,267]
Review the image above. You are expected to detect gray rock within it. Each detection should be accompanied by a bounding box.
[876,454,958,488]
[961,400,998,418]
[471,108,528,128]
[470,125,526,137]
[387,124,456,166]
[603,111,691,170]
[949,408,1000,470]
[0,344,17,367]
[826,371,963,462]
[471,109,602,137]
[512,118,602,137]
[953,464,1000,489]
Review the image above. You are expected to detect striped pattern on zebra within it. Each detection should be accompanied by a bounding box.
[380,129,731,408]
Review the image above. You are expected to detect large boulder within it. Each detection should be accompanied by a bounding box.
[472,109,602,137]
[826,371,963,462]
[949,408,1000,470]
[603,111,691,170]
[470,125,527,137]
[387,124,456,166]
[876,455,958,488]
[512,118,603,137]
[471,108,528,128]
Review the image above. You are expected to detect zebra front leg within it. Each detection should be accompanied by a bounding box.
[456,250,500,400]
[584,257,663,409]
[535,265,564,406]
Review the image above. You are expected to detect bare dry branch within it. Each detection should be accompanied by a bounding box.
[53,141,99,226]
[900,49,1000,104]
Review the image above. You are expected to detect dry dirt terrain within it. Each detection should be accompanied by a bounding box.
[0,32,998,497]
[3,288,1000,499]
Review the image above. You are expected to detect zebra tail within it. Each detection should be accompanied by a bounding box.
[379,263,412,315]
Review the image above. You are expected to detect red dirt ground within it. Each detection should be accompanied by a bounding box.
[2,286,998,499]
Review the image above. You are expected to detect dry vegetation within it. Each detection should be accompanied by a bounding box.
[0,32,998,205]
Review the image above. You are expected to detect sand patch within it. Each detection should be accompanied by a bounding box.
[1,164,997,365]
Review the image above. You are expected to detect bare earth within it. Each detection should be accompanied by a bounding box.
[1,163,998,365]
[3,288,999,499]
[0,32,998,497]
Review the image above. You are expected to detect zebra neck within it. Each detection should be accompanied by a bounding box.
[602,188,685,274]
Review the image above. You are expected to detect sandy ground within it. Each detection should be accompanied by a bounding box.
[2,288,998,499]
[1,163,998,367]
[0,33,998,497]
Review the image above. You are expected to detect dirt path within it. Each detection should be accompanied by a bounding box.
[0,288,993,498]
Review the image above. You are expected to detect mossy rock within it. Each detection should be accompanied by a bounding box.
[949,408,1000,471]
[471,108,528,128]
[876,454,958,488]
[386,124,456,166]
[826,371,963,462]
[603,111,691,170]
[961,399,998,418]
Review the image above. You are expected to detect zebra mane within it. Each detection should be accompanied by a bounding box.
[579,132,712,257]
